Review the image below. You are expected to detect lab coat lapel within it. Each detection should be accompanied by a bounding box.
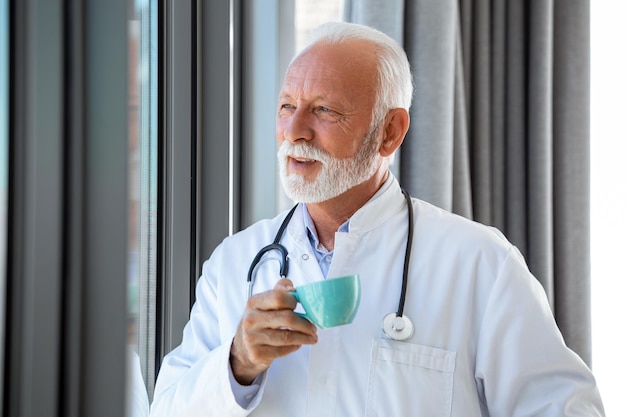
[284,204,325,285]
[328,177,406,280]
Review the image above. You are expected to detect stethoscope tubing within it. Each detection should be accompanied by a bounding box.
[397,189,414,318]
[246,203,298,298]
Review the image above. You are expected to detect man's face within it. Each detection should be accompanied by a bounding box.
[277,121,381,203]
[275,40,383,203]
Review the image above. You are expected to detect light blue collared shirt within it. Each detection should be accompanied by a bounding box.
[302,206,349,278]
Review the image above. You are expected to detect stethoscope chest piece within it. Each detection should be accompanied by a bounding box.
[382,312,414,341]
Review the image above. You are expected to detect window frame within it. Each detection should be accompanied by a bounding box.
[6,1,129,416]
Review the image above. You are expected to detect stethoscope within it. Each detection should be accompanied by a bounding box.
[246,189,415,341]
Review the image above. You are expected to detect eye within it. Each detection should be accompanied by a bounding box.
[316,106,339,116]
[278,103,296,117]
[315,106,342,121]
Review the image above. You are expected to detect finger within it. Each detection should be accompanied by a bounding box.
[254,327,318,347]
[248,344,302,363]
[233,325,316,374]
[248,286,298,311]
[274,278,295,292]
[244,308,317,337]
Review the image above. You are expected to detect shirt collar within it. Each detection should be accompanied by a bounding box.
[302,205,349,254]
[300,172,396,247]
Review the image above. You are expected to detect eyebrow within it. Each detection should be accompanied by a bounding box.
[277,91,350,111]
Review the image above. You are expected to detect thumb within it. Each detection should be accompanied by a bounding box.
[275,278,295,292]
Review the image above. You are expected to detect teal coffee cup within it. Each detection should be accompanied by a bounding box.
[290,274,361,329]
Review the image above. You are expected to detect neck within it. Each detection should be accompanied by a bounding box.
[306,169,389,251]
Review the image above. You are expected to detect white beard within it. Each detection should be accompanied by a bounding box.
[277,127,382,203]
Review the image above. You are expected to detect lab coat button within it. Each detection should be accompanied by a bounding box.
[302,254,309,261]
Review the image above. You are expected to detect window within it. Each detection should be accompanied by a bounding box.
[295,0,344,51]
[0,0,8,409]
[4,1,143,414]
[241,0,345,226]
[127,0,158,415]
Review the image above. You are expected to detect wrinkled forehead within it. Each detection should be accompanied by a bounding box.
[280,40,379,100]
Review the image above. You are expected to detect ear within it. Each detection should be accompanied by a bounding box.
[379,108,410,158]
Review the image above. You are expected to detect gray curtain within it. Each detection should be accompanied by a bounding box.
[345,0,592,365]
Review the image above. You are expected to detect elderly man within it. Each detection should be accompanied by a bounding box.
[150,22,604,416]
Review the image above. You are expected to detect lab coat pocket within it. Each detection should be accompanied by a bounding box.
[366,339,456,417]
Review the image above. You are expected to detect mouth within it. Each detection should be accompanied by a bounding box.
[289,155,318,164]
[287,155,321,175]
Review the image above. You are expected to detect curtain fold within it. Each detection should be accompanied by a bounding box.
[403,0,458,210]
[345,0,592,364]
[552,0,591,364]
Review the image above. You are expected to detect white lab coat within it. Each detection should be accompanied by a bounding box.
[150,176,604,416]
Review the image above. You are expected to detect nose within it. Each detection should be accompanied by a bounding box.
[278,107,314,144]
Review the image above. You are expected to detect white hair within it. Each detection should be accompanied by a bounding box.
[293,21,414,125]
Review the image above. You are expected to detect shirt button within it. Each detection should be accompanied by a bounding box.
[245,394,253,400]
[324,255,332,263]
[302,254,309,261]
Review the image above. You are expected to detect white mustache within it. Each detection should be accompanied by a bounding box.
[277,141,330,165]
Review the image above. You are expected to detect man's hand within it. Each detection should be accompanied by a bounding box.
[230,278,318,385]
